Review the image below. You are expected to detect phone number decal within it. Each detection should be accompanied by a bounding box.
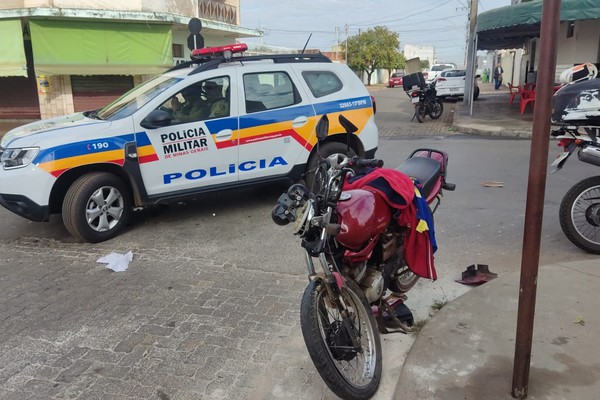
[339,99,368,109]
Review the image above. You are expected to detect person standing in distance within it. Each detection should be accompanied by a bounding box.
[494,63,504,90]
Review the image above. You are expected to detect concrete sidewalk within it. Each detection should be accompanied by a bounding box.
[395,260,600,399]
[452,82,534,138]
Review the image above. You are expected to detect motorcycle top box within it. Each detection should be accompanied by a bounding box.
[402,72,426,91]
[552,78,600,124]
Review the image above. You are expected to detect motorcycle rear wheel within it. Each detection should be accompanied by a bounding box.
[559,176,600,254]
[389,261,420,293]
[300,279,382,400]
[415,104,427,123]
[429,99,444,119]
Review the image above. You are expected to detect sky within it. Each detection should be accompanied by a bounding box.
[239,0,512,67]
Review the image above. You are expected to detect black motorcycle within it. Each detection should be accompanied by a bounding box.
[550,63,600,254]
[405,77,443,123]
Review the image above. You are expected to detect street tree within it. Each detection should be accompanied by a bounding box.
[343,26,402,85]
[385,51,406,80]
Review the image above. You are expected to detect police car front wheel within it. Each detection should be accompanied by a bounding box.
[62,172,132,243]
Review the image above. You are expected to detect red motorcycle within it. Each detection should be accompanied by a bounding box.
[271,114,455,399]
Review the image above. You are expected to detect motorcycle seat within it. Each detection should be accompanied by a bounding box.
[395,157,442,199]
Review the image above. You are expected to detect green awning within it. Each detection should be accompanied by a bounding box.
[30,20,173,75]
[476,0,600,50]
[0,19,27,77]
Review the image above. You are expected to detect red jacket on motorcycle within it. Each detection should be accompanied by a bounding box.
[345,168,437,280]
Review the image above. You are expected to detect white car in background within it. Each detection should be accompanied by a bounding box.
[426,63,456,82]
[435,69,480,100]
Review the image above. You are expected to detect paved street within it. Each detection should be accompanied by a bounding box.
[0,89,596,400]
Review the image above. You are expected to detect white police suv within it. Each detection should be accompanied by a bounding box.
[0,44,378,242]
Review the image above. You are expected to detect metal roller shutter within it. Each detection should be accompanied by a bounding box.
[0,41,40,119]
[71,75,134,112]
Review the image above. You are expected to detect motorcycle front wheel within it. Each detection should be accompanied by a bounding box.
[559,176,600,254]
[429,99,444,119]
[300,279,382,400]
[415,104,427,123]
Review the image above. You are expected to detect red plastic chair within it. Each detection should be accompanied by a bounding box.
[520,90,536,114]
[508,83,520,105]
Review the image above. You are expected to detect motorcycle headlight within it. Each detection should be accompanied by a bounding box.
[0,147,39,170]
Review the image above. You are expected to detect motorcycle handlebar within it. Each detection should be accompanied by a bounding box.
[352,158,384,169]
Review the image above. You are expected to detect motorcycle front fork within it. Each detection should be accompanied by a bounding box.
[305,252,362,350]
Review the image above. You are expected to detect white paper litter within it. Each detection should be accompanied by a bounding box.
[97,251,133,272]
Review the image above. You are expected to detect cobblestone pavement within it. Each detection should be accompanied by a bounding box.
[0,177,393,400]
[0,234,310,400]
[369,86,458,138]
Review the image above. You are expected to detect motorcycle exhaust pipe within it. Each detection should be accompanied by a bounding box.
[578,145,600,167]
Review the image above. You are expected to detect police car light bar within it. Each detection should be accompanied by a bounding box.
[191,43,248,59]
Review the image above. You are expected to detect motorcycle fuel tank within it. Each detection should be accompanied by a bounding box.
[552,79,600,124]
[335,189,391,250]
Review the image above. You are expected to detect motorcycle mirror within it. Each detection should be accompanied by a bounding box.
[315,114,329,141]
[338,115,358,134]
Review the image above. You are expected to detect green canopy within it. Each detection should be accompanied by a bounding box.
[0,19,27,77]
[476,0,600,50]
[30,20,173,75]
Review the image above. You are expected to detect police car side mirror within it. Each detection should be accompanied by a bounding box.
[315,114,329,141]
[141,110,172,129]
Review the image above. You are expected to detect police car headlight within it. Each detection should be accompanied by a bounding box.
[1,147,39,170]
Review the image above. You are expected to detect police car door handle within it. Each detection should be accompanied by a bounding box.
[292,116,308,128]
[215,129,233,141]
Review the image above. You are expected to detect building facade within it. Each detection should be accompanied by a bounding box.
[478,0,600,87]
[404,44,435,69]
[0,0,261,120]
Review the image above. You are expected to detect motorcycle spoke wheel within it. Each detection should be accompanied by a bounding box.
[559,176,600,254]
[301,280,381,400]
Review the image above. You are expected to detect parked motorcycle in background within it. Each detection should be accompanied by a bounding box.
[551,63,600,254]
[403,71,444,123]
[272,114,455,399]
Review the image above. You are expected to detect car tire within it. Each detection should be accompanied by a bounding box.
[62,172,132,243]
[305,142,356,192]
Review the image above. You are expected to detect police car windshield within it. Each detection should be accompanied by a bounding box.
[94,76,181,121]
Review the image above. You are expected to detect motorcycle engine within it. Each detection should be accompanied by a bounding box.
[360,268,385,304]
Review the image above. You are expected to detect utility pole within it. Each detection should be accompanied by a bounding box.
[463,0,478,106]
[512,0,562,397]
[335,27,340,61]
[344,24,349,64]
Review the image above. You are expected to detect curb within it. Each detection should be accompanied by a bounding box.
[452,122,533,138]
[451,103,533,139]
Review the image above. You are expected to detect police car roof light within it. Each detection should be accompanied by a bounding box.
[191,43,248,60]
